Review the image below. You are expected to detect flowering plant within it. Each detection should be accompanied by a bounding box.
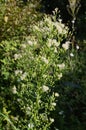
[0,9,69,130]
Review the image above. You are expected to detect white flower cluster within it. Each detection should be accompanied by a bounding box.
[28,123,34,129]
[21,44,26,49]
[51,102,56,106]
[20,72,27,80]
[70,53,74,57]
[15,70,23,75]
[25,36,37,46]
[32,13,68,44]
[34,25,40,31]
[53,22,67,34]
[26,106,31,115]
[50,118,54,122]
[12,86,17,94]
[47,38,60,48]
[44,16,53,27]
[41,56,49,64]
[57,63,65,69]
[42,85,49,92]
[62,41,70,50]
[44,14,68,35]
[58,73,63,79]
[14,53,22,60]
[54,92,59,97]
[76,45,79,50]
[15,70,27,80]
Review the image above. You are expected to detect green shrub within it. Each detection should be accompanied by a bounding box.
[0,9,69,130]
[0,3,86,129]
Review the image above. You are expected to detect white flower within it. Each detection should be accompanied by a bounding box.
[55,93,59,97]
[58,73,62,79]
[50,118,54,122]
[26,107,31,115]
[58,19,62,23]
[52,39,60,47]
[13,116,18,121]
[55,8,58,13]
[47,38,52,47]
[42,26,50,33]
[58,63,65,69]
[70,53,74,57]
[27,40,33,45]
[15,70,23,75]
[26,38,37,46]
[12,86,17,94]
[52,39,57,44]
[17,98,21,102]
[21,44,26,49]
[51,102,56,106]
[42,85,49,92]
[43,74,47,78]
[28,123,34,128]
[54,22,63,34]
[15,70,19,75]
[47,39,60,47]
[4,16,8,23]
[41,57,48,64]
[76,45,79,50]
[44,16,52,26]
[26,107,31,110]
[34,25,40,31]
[62,41,70,50]
[54,48,57,53]
[72,20,75,24]
[14,54,22,60]
[20,72,27,80]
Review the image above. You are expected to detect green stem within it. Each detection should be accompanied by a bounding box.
[0,112,19,130]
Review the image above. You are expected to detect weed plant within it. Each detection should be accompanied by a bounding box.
[0,2,86,130]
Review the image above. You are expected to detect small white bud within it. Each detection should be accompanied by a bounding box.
[62,41,70,50]
[70,53,74,57]
[58,73,62,79]
[12,86,17,94]
[51,102,56,106]
[76,45,79,50]
[50,118,54,122]
[42,85,49,92]
[55,93,59,97]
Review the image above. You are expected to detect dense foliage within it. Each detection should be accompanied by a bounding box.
[0,0,42,41]
[0,0,86,130]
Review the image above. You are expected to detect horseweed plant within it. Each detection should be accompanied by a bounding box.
[67,0,80,19]
[67,0,81,35]
[0,9,70,130]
